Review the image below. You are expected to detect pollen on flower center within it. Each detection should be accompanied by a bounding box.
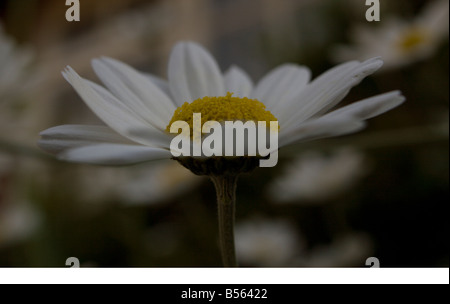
[397,28,428,52]
[165,92,279,133]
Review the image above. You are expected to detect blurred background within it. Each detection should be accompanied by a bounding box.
[0,0,448,267]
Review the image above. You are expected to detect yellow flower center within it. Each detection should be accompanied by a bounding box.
[165,92,279,133]
[397,28,428,53]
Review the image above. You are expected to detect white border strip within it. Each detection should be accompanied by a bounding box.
[1,268,448,284]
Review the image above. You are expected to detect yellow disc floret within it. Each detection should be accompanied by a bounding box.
[397,28,428,53]
[166,92,279,133]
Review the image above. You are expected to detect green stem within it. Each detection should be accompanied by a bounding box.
[210,174,239,267]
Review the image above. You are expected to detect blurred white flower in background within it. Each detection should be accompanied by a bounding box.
[117,161,205,205]
[268,148,370,203]
[235,218,303,266]
[0,202,42,249]
[332,0,449,70]
[1,155,42,249]
[234,216,374,267]
[294,232,374,267]
[0,24,46,250]
[0,24,34,100]
[77,161,204,205]
[0,22,44,146]
[0,200,42,249]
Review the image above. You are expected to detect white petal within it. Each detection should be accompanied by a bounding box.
[168,41,225,106]
[143,72,171,98]
[62,67,166,146]
[323,91,405,120]
[224,65,254,97]
[39,124,125,141]
[253,64,311,116]
[282,58,383,130]
[278,117,366,149]
[91,57,175,128]
[125,127,175,150]
[38,124,130,154]
[60,144,172,165]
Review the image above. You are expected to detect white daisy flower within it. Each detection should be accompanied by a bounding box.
[268,148,369,203]
[0,24,34,100]
[38,41,404,166]
[332,0,449,70]
[38,41,404,267]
